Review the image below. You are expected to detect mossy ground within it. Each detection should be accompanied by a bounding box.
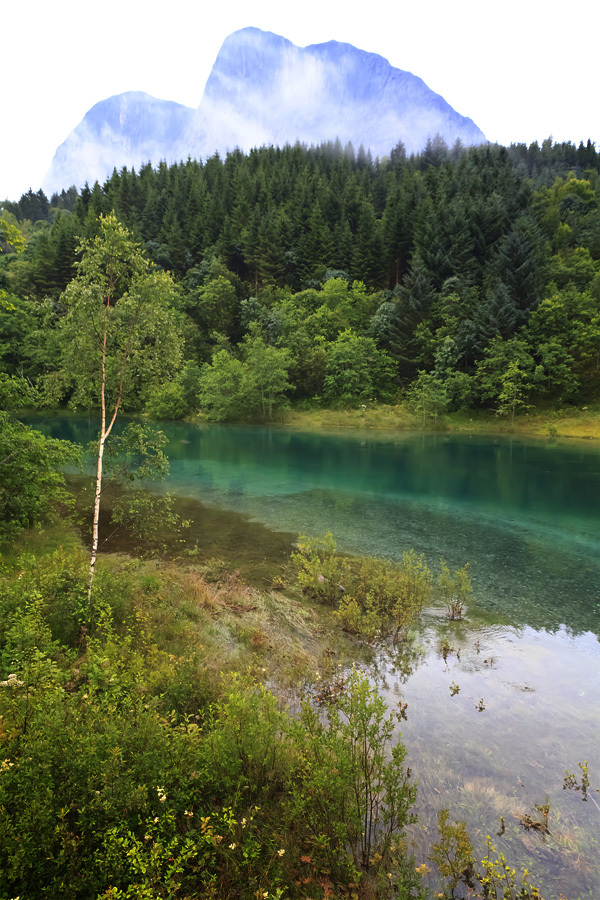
[283,401,600,441]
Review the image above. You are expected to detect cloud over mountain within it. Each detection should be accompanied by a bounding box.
[43,28,486,194]
[189,28,485,159]
[43,92,195,196]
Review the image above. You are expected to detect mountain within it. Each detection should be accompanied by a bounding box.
[187,28,486,160]
[43,29,486,194]
[43,92,194,197]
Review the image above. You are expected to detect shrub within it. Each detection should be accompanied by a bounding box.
[430,809,544,899]
[437,559,472,619]
[293,535,432,638]
[0,546,88,652]
[292,668,417,883]
[145,380,189,420]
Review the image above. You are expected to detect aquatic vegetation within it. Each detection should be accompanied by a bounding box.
[293,533,432,638]
[430,809,544,899]
[437,559,472,620]
[564,761,600,810]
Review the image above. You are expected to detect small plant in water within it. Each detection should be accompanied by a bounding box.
[440,640,455,662]
[430,809,545,899]
[564,761,600,810]
[475,698,485,712]
[517,798,551,836]
[449,681,460,696]
[293,534,432,639]
[437,559,472,620]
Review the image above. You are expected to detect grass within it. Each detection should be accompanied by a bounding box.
[444,404,600,440]
[131,555,357,686]
[283,403,416,431]
[283,401,600,441]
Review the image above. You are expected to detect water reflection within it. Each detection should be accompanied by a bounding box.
[367,621,600,900]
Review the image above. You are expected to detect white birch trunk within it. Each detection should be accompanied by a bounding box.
[87,431,105,613]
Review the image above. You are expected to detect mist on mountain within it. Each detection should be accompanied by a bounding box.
[43,27,486,194]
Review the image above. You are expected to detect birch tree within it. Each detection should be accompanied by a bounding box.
[57,214,183,616]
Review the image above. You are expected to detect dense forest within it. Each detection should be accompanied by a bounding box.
[1,136,599,422]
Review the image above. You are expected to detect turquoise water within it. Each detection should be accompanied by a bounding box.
[37,418,600,632]
[29,417,600,898]
[168,425,600,633]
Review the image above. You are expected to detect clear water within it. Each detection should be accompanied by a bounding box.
[28,417,600,898]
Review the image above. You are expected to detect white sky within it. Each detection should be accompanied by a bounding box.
[3,0,598,201]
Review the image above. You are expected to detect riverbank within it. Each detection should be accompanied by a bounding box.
[19,399,600,442]
[283,402,600,440]
[0,523,407,899]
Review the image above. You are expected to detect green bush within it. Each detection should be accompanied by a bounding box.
[145,380,189,420]
[293,534,431,638]
[0,539,425,900]
[0,547,88,653]
[0,411,80,545]
[292,668,418,884]
[437,559,472,619]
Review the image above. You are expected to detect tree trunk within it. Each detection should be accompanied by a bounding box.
[87,430,105,617]
[87,295,111,621]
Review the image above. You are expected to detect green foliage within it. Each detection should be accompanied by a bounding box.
[198,348,246,421]
[292,532,343,605]
[4,140,600,411]
[323,329,396,406]
[144,380,189,420]
[0,371,37,408]
[564,760,600,808]
[336,594,382,638]
[51,213,184,412]
[194,273,239,335]
[476,337,535,414]
[104,422,170,484]
[0,214,26,255]
[0,585,422,900]
[199,673,295,802]
[0,295,42,375]
[198,332,292,422]
[292,534,431,638]
[405,370,449,427]
[429,808,476,893]
[437,559,472,620]
[430,809,544,899]
[0,547,88,651]
[497,360,533,423]
[526,287,600,396]
[98,810,202,899]
[102,423,189,548]
[242,329,293,421]
[293,668,417,879]
[0,409,80,544]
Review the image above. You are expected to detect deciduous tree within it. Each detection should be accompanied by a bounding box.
[55,213,183,612]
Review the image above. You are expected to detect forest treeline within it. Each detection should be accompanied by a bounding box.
[1,136,599,420]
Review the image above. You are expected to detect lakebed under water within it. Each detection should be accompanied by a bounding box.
[32,417,600,898]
